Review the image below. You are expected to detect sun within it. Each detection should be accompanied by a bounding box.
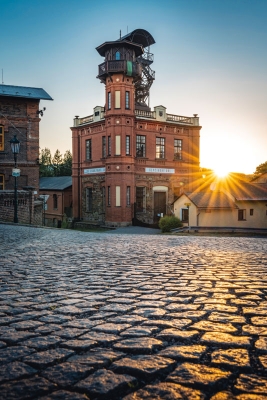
[213,166,230,179]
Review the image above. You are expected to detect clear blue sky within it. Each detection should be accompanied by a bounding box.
[1,0,267,174]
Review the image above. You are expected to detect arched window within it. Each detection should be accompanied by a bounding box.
[115,51,120,60]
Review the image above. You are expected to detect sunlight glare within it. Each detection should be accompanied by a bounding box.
[213,166,230,178]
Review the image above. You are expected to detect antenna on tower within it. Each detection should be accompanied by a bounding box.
[120,30,121,39]
[1,69,3,84]
[127,26,128,33]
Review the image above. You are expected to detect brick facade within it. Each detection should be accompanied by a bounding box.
[0,84,52,224]
[72,30,201,226]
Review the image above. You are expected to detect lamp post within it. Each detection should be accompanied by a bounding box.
[10,135,21,223]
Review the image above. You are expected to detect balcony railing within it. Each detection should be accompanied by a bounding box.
[98,61,141,77]
[166,114,192,124]
[135,109,195,125]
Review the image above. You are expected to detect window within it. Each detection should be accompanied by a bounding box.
[250,209,254,216]
[108,92,111,109]
[115,51,120,60]
[181,208,189,222]
[238,209,246,221]
[107,186,111,206]
[174,139,182,160]
[136,135,146,157]
[102,136,106,158]
[115,135,121,155]
[136,187,146,212]
[86,139,92,160]
[0,126,4,151]
[115,91,120,108]
[86,188,93,212]
[126,186,130,206]
[126,135,130,155]
[156,137,165,159]
[116,186,121,207]
[53,194,58,209]
[108,136,111,156]
[125,91,130,109]
[0,174,4,190]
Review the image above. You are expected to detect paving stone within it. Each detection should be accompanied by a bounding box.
[91,322,131,334]
[158,344,207,360]
[251,316,267,326]
[60,338,97,351]
[203,304,238,313]
[167,311,207,319]
[0,345,36,364]
[109,315,147,324]
[38,390,89,400]
[167,362,231,388]
[23,348,74,368]
[242,325,267,335]
[62,319,104,328]
[201,332,251,347]
[166,303,200,311]
[255,337,267,351]
[0,330,38,344]
[211,348,250,368]
[54,327,89,338]
[0,340,6,348]
[0,376,57,400]
[208,312,246,324]
[113,337,163,353]
[75,368,137,398]
[191,320,237,333]
[0,361,37,383]
[68,348,124,366]
[78,331,120,344]
[259,355,267,368]
[120,325,159,337]
[243,307,267,316]
[39,314,72,323]
[112,355,176,379]
[157,328,199,341]
[132,307,167,317]
[142,318,192,329]
[10,320,44,330]
[41,362,94,386]
[20,335,63,350]
[235,374,267,394]
[123,382,205,399]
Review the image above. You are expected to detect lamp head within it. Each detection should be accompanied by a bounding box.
[10,135,21,155]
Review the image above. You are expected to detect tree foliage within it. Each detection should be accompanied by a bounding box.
[254,161,267,176]
[39,148,72,177]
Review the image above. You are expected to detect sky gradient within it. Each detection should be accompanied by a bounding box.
[1,0,267,174]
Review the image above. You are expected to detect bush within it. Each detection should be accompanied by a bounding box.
[159,215,183,233]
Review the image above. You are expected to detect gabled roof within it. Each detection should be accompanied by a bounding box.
[222,180,267,201]
[96,40,143,57]
[40,176,72,191]
[0,84,53,100]
[179,191,238,209]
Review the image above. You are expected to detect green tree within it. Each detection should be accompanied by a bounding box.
[39,148,53,177]
[254,161,267,175]
[61,150,72,176]
[52,149,63,176]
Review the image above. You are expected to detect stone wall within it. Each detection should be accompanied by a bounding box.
[0,190,42,225]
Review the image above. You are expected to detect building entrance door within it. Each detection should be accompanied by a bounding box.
[154,192,166,222]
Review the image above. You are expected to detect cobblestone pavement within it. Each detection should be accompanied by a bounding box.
[1,224,267,400]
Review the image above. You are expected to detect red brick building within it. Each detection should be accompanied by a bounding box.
[0,84,52,223]
[72,29,201,226]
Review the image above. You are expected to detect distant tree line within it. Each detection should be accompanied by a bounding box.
[39,148,72,177]
[254,161,267,176]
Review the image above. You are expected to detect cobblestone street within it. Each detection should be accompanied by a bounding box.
[1,224,267,399]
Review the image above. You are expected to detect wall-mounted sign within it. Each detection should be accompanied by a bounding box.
[145,168,175,174]
[84,167,106,174]
[12,168,21,177]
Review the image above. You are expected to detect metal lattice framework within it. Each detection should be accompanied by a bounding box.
[119,29,156,109]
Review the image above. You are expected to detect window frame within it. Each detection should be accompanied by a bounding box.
[107,186,111,206]
[136,186,146,212]
[136,135,146,157]
[108,136,111,156]
[156,137,165,159]
[126,135,130,155]
[125,91,130,109]
[174,139,182,160]
[53,194,58,210]
[238,209,246,221]
[102,136,106,158]
[126,186,131,206]
[85,139,92,160]
[107,92,111,110]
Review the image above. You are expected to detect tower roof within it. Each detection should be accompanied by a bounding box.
[96,40,143,57]
[119,29,156,48]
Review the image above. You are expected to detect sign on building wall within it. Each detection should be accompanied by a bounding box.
[84,167,106,174]
[145,168,175,174]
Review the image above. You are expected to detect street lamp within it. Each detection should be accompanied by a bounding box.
[10,135,21,223]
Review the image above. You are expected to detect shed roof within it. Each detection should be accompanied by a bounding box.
[119,29,155,48]
[222,180,267,201]
[0,84,53,100]
[182,191,238,209]
[40,176,72,191]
